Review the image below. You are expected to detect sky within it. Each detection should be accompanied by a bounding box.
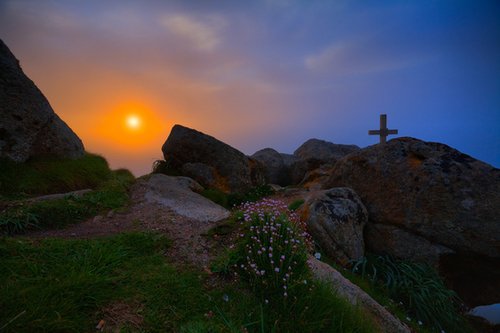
[1,0,499,175]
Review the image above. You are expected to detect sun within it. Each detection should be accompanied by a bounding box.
[125,115,142,130]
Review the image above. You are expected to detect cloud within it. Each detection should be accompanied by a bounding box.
[161,14,225,51]
[305,37,433,76]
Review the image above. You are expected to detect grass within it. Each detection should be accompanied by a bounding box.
[0,154,116,198]
[349,254,471,333]
[201,185,275,209]
[0,158,135,235]
[0,232,375,333]
[211,199,376,333]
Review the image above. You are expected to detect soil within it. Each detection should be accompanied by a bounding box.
[26,180,233,269]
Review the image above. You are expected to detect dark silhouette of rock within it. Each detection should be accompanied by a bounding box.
[251,148,291,185]
[294,138,360,161]
[251,140,359,186]
[301,188,367,264]
[0,39,84,162]
[161,124,265,193]
[290,139,359,185]
[323,137,500,265]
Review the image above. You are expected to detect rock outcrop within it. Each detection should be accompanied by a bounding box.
[290,139,359,185]
[323,137,500,265]
[162,125,265,193]
[252,139,359,186]
[294,138,360,162]
[301,188,367,264]
[143,174,230,222]
[0,39,84,162]
[251,148,291,186]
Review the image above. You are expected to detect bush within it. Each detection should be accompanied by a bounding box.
[352,254,469,332]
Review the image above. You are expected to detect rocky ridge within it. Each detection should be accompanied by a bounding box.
[0,39,84,162]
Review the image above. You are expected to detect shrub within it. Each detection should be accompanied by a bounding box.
[352,254,469,332]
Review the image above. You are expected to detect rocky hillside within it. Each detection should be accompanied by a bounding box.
[0,39,84,162]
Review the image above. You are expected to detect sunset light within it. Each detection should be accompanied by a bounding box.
[126,115,141,130]
[1,0,497,177]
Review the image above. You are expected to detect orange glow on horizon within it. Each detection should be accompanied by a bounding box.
[93,101,169,151]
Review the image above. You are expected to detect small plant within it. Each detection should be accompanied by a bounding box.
[151,160,181,176]
[234,199,312,300]
[227,185,275,208]
[352,254,469,333]
[288,199,305,211]
[202,185,275,209]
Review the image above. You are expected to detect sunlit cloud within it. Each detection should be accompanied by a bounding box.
[160,14,225,51]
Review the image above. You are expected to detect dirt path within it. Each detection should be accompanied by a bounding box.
[27,180,229,268]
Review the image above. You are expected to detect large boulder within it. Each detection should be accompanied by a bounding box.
[251,148,291,186]
[161,125,265,193]
[142,174,230,222]
[0,39,84,162]
[290,139,359,184]
[301,188,367,264]
[294,138,360,161]
[323,137,500,264]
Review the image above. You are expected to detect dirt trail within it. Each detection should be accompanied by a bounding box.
[27,180,228,268]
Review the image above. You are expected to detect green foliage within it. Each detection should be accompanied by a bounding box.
[235,199,310,300]
[201,188,229,208]
[0,154,115,198]
[228,185,275,208]
[351,254,470,333]
[288,199,305,211]
[214,199,375,332]
[0,169,134,235]
[201,185,275,209]
[0,232,373,333]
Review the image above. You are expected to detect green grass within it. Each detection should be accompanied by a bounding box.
[0,165,135,235]
[0,232,376,333]
[288,199,305,211]
[0,154,116,198]
[201,185,275,209]
[349,254,472,333]
[211,199,375,333]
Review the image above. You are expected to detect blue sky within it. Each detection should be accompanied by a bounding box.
[1,0,498,175]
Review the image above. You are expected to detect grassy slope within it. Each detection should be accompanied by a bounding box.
[0,154,135,235]
[0,154,117,198]
[0,233,375,333]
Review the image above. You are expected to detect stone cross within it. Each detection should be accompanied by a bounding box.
[368,114,398,144]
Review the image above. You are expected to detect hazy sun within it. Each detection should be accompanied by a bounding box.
[126,115,141,130]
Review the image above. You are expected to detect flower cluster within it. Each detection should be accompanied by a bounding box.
[235,199,312,299]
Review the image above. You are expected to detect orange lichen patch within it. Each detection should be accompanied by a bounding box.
[408,153,425,169]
